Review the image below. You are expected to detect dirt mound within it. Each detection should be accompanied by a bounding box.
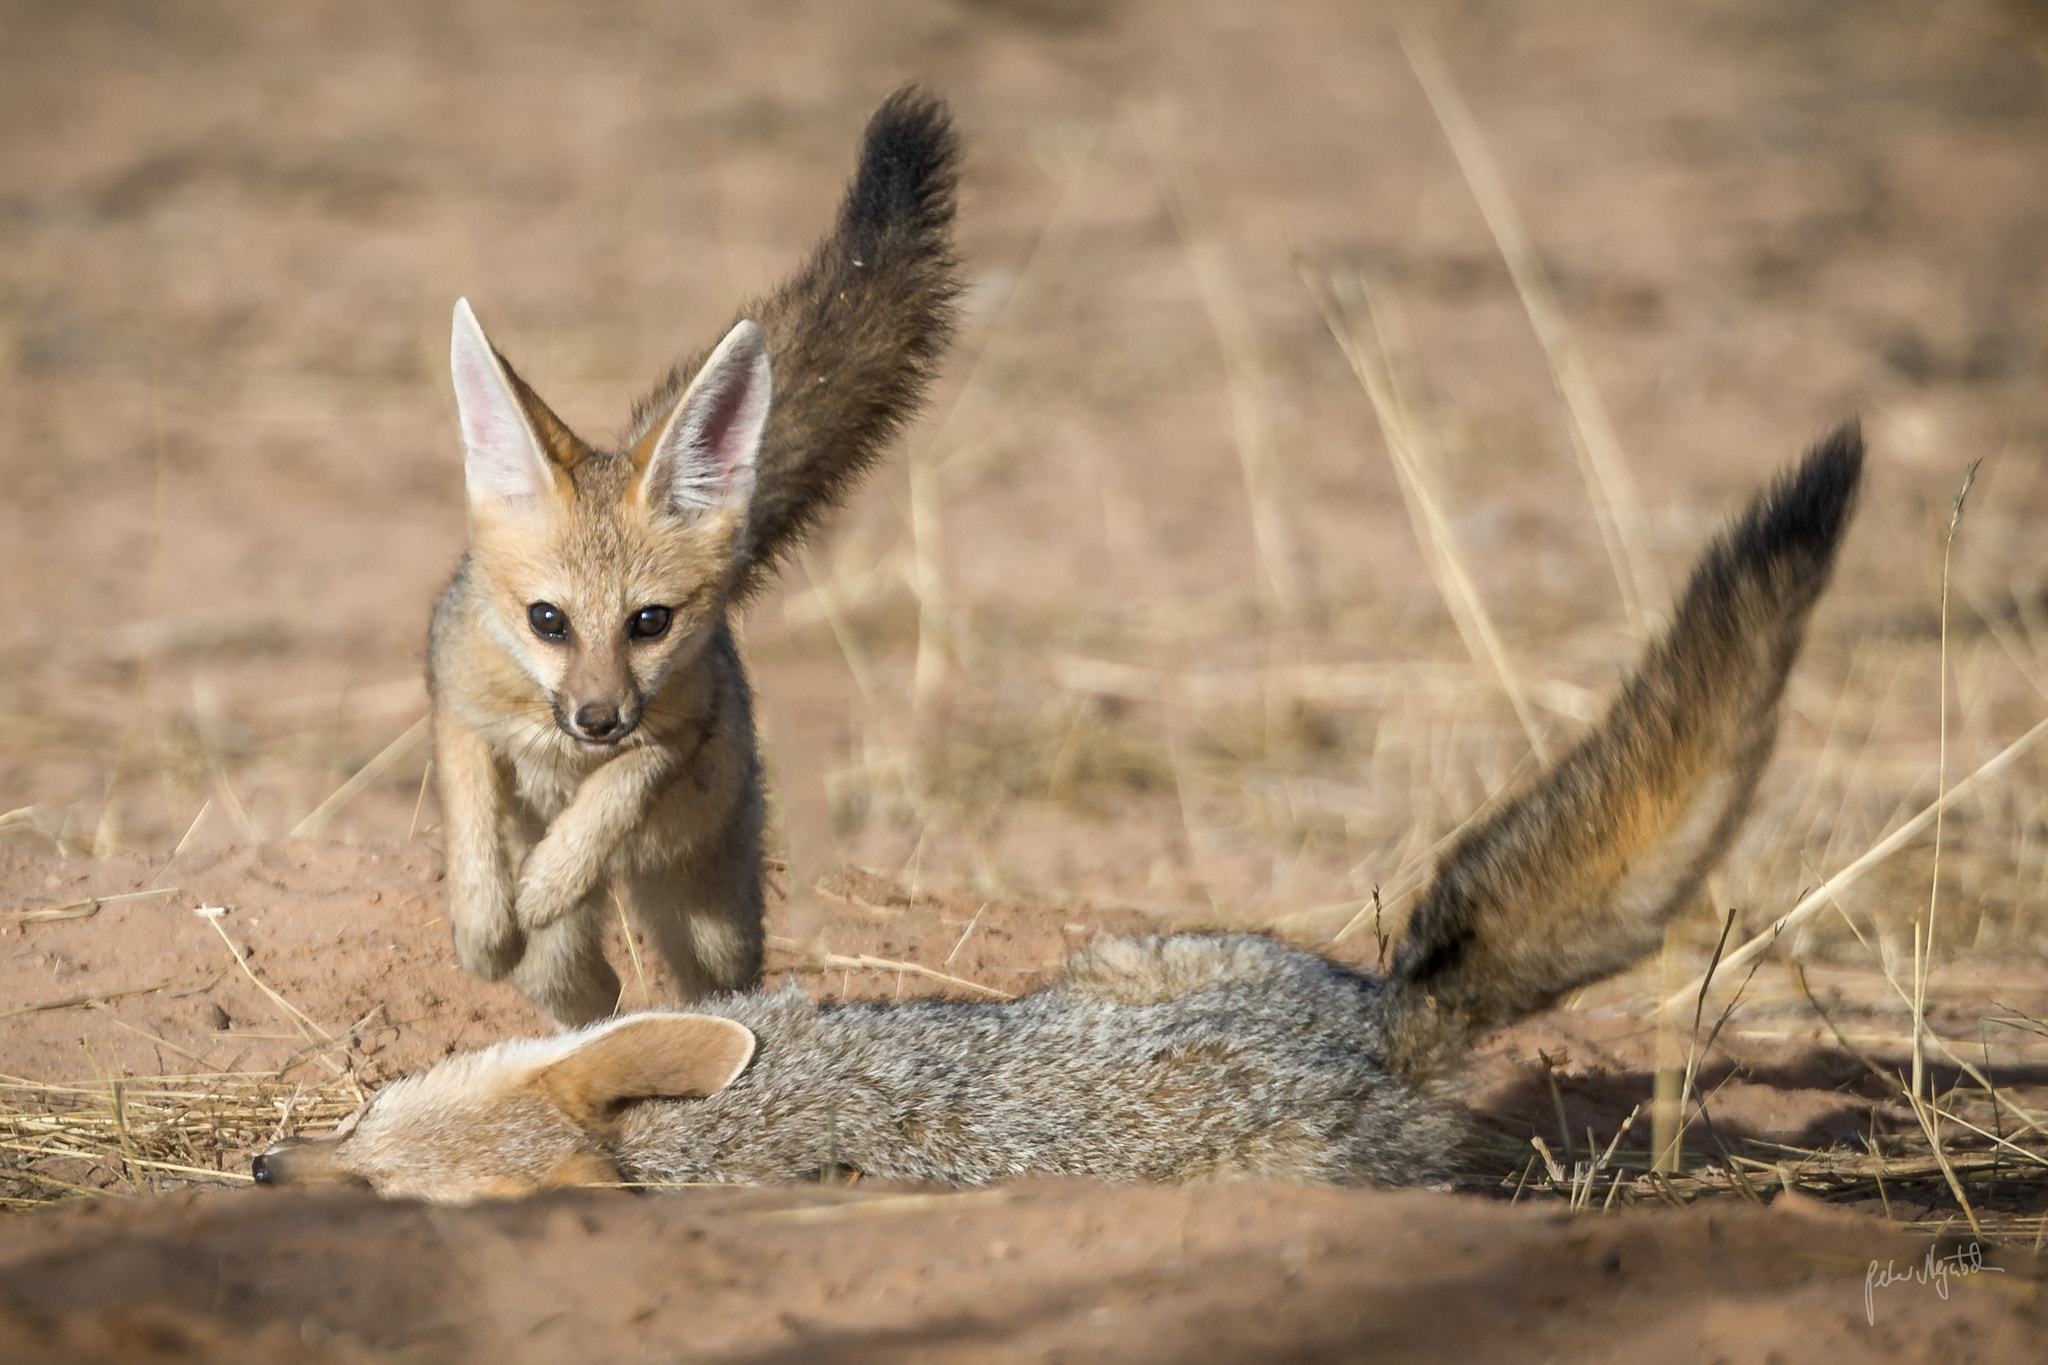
[4,1180,2038,1363]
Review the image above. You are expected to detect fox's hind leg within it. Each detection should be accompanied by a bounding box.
[620,792,765,1001]
[508,895,620,1027]
[620,860,765,1001]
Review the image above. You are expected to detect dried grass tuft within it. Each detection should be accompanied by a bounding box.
[1465,1090,2048,1240]
[0,1068,360,1211]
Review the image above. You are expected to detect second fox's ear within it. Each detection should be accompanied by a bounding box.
[535,1014,757,1134]
[451,298,560,509]
[637,320,771,517]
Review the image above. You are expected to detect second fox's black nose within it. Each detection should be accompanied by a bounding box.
[575,703,621,738]
[251,1153,272,1185]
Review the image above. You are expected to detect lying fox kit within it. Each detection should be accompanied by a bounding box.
[262,432,1863,1202]
[429,90,958,1025]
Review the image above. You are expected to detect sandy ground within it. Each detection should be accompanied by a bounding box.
[8,844,2048,1359]
[6,1182,2044,1364]
[6,0,2048,1358]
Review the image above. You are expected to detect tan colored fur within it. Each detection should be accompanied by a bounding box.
[428,91,959,1025]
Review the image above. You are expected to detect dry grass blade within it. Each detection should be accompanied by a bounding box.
[3,885,181,925]
[1662,712,2048,1012]
[1307,266,1552,764]
[1568,1103,1643,1212]
[1537,1050,1575,1168]
[1891,461,1988,1239]
[1053,652,1594,720]
[1669,911,1772,1171]
[407,759,433,841]
[1398,22,1663,635]
[171,798,213,857]
[767,934,1014,999]
[290,714,430,839]
[814,880,906,921]
[0,805,73,853]
[910,434,951,721]
[1819,895,2048,1152]
[201,913,347,1078]
[797,552,885,711]
[928,119,1108,494]
[1905,1081,1988,1240]
[1916,459,1980,1102]
[944,902,989,966]
[1138,104,1308,621]
[190,677,257,840]
[0,980,176,1023]
[613,884,650,1014]
[1327,751,1543,947]
[905,116,1112,712]
[795,552,939,841]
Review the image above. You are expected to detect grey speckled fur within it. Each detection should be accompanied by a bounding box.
[621,935,1459,1187]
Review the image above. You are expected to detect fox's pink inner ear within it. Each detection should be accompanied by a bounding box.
[536,1014,757,1133]
[636,319,771,517]
[451,297,560,508]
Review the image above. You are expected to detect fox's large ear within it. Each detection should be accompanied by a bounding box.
[637,320,770,517]
[535,1014,756,1134]
[451,298,560,508]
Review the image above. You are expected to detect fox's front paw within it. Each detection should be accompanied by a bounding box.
[513,863,580,932]
[452,914,524,980]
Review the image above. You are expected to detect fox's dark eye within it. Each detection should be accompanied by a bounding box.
[629,605,672,641]
[527,602,568,640]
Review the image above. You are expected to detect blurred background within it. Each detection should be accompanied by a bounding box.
[3,0,2046,963]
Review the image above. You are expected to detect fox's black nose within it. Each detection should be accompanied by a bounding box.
[251,1153,272,1185]
[575,703,621,738]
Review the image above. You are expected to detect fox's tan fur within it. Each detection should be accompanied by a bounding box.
[261,432,1863,1203]
[429,90,959,1025]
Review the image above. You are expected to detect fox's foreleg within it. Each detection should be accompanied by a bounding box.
[434,714,524,980]
[512,745,681,932]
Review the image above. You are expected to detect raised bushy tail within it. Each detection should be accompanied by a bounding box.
[1381,426,1864,1079]
[627,86,961,602]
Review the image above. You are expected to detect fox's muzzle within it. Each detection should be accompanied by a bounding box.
[251,1137,367,1190]
[555,698,641,747]
[572,702,627,740]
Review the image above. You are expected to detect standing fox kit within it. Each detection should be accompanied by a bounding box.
[430,90,959,1025]
[264,432,1864,1202]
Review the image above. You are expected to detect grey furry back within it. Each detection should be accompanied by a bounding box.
[628,87,961,603]
[614,936,1466,1188]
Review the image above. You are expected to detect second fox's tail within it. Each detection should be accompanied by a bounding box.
[1380,426,1864,1079]
[630,86,962,601]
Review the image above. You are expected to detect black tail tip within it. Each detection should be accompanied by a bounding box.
[846,85,960,238]
[1740,419,1865,564]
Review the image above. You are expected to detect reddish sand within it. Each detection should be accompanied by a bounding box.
[5,1181,2042,1364]
[5,845,2048,1358]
